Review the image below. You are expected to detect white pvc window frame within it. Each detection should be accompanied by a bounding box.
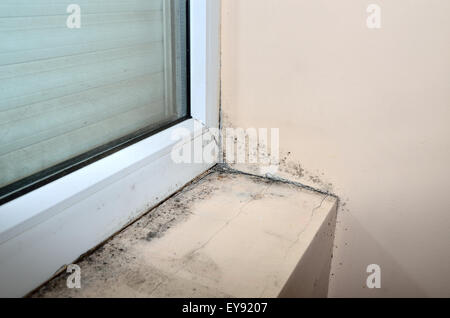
[0,0,221,298]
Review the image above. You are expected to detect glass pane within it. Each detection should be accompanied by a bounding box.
[0,0,189,198]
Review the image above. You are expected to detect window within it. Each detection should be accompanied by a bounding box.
[0,0,220,297]
[0,0,190,204]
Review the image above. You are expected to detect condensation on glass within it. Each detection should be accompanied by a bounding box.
[0,0,189,200]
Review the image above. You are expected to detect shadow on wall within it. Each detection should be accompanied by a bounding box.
[329,212,427,298]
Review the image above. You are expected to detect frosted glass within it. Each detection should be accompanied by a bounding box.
[0,0,188,194]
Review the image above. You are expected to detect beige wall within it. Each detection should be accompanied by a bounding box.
[221,0,450,297]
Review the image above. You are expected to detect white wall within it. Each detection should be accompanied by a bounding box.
[221,0,450,297]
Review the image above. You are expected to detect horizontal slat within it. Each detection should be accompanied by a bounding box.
[0,99,167,187]
[0,42,165,110]
[0,11,162,31]
[0,42,163,81]
[1,19,163,62]
[0,72,165,154]
[0,33,164,67]
[0,0,163,17]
